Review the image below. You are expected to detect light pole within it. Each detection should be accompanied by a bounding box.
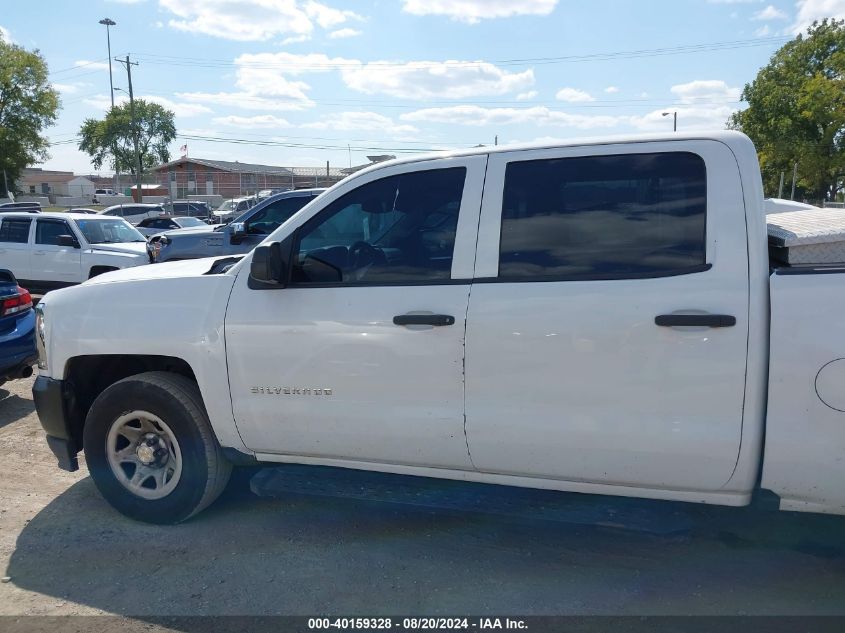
[662,111,677,132]
[99,18,118,193]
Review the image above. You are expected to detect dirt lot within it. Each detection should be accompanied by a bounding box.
[1,373,845,617]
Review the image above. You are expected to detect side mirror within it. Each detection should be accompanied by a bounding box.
[229,222,246,245]
[248,235,293,290]
[57,235,80,248]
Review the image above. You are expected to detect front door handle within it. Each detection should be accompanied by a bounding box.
[393,314,455,327]
[655,314,737,328]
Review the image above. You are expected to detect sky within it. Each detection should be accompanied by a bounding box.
[1,0,844,175]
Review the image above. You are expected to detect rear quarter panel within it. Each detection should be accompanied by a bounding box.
[763,269,845,513]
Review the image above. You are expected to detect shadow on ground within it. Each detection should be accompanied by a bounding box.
[6,464,845,617]
[0,387,33,429]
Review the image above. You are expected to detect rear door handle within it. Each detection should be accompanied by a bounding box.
[393,314,455,327]
[655,314,737,328]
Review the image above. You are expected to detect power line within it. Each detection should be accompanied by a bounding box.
[130,36,789,71]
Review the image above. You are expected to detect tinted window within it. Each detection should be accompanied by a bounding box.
[0,218,32,243]
[498,153,706,280]
[137,218,154,228]
[36,220,72,245]
[293,168,466,285]
[104,207,123,217]
[246,196,314,235]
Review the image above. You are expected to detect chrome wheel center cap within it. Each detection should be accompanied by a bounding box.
[136,444,156,465]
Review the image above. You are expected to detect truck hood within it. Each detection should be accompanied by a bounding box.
[84,256,238,285]
[89,242,149,257]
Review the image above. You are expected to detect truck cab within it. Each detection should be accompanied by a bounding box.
[29,132,845,524]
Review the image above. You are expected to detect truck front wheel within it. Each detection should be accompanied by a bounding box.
[83,371,232,524]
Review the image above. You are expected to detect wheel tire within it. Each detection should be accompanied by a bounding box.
[83,371,231,524]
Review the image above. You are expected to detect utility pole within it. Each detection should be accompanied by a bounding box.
[778,171,785,199]
[99,18,119,194]
[495,135,498,146]
[791,162,798,201]
[116,55,143,202]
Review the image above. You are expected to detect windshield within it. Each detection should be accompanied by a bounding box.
[176,217,206,228]
[75,218,146,244]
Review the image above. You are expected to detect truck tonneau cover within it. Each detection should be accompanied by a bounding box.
[767,209,845,265]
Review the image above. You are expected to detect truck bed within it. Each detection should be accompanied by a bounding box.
[762,265,845,514]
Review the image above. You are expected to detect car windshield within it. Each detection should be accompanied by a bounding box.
[176,217,206,228]
[215,200,236,214]
[75,218,146,243]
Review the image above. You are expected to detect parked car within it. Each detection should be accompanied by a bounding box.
[100,203,165,225]
[169,200,212,220]
[0,212,148,292]
[212,197,258,223]
[0,202,41,213]
[95,189,116,196]
[148,189,324,263]
[0,269,35,386]
[30,131,845,525]
[135,215,212,238]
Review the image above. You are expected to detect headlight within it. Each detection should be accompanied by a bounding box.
[35,303,48,370]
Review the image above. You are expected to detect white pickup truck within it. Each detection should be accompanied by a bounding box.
[31,132,845,524]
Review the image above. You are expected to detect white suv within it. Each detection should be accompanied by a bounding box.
[0,212,149,291]
[100,203,165,225]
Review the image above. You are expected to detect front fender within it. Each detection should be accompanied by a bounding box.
[37,274,245,451]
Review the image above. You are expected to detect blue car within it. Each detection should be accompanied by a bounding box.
[0,269,36,387]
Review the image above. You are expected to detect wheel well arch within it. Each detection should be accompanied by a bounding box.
[63,355,198,454]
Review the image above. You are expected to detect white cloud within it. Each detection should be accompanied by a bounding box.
[400,105,622,129]
[516,90,538,101]
[143,96,213,117]
[302,111,418,135]
[0,25,13,43]
[177,91,309,111]
[53,83,80,94]
[628,79,741,133]
[753,5,788,19]
[282,34,311,44]
[213,114,292,128]
[604,86,620,94]
[792,0,845,33]
[303,0,362,28]
[342,60,534,99]
[83,93,212,117]
[670,79,741,103]
[755,24,772,35]
[328,27,362,38]
[629,105,737,132]
[74,59,110,71]
[158,0,360,41]
[555,87,595,103]
[402,0,557,23]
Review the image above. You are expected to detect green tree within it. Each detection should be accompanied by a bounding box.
[730,19,845,202]
[78,100,176,177]
[0,38,60,197]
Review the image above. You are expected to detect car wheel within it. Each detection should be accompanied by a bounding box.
[83,371,232,524]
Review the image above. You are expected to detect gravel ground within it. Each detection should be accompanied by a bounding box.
[1,373,845,618]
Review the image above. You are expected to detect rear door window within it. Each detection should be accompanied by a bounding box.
[497,152,707,280]
[0,218,32,243]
